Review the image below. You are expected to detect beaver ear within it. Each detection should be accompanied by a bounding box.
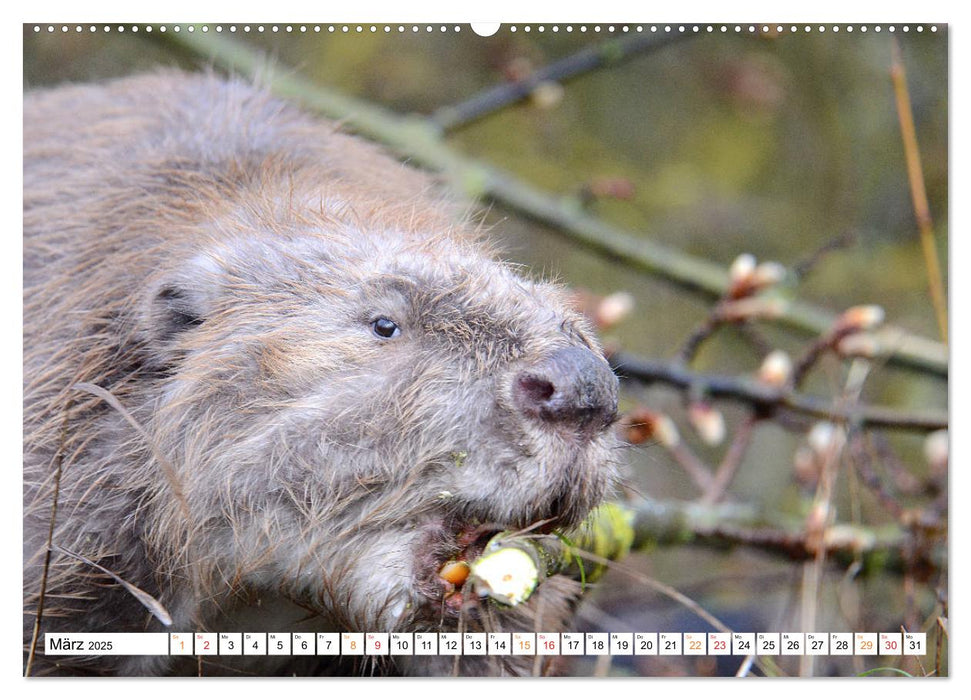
[152,285,206,340]
[144,251,224,350]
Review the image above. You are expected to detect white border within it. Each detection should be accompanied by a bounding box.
[8,1,960,696]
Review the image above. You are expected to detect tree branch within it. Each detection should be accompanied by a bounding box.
[627,498,943,576]
[610,352,947,432]
[430,31,692,132]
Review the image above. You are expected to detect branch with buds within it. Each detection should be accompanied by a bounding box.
[462,496,943,610]
[577,256,946,579]
[611,352,947,433]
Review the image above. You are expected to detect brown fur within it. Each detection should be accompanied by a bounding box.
[23,71,619,676]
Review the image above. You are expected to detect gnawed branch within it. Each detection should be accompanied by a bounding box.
[470,498,943,606]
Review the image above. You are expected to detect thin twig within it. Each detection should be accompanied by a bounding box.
[800,360,863,677]
[890,37,947,344]
[733,322,774,359]
[431,31,692,132]
[791,230,858,281]
[676,315,720,365]
[700,414,757,504]
[25,403,71,676]
[848,434,907,519]
[669,441,716,492]
[791,334,837,389]
[611,352,947,432]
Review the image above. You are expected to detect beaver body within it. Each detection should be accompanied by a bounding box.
[23,72,619,675]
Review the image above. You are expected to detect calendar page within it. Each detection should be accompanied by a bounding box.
[21,10,949,680]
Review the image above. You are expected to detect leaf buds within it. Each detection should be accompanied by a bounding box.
[757,350,793,387]
[727,253,786,299]
[620,407,680,447]
[687,401,726,446]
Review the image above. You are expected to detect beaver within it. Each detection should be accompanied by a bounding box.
[23,71,620,676]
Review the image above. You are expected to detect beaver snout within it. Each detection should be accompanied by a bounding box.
[513,346,619,440]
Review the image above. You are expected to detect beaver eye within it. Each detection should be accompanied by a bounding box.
[371,317,401,339]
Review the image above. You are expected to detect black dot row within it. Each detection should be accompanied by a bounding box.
[30,24,942,35]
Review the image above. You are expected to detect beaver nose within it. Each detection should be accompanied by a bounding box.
[513,347,619,438]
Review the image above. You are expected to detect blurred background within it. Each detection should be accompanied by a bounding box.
[24,23,948,677]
